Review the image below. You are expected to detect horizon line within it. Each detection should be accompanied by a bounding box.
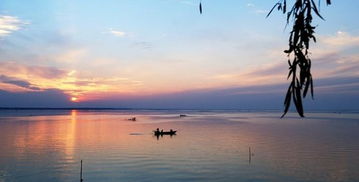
[0,107,358,113]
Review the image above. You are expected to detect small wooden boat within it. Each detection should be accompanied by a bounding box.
[153,130,177,135]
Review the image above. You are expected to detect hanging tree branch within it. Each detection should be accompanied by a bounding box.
[198,0,331,117]
[267,0,331,117]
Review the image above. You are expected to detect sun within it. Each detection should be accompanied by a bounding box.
[71,97,78,102]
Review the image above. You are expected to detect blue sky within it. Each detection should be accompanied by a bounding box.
[0,0,359,110]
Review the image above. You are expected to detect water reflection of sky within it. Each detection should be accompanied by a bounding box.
[0,111,358,182]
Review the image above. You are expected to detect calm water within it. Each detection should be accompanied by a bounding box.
[0,110,358,182]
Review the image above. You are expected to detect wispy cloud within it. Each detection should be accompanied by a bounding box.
[211,30,359,88]
[0,62,67,79]
[132,41,153,50]
[255,9,268,14]
[178,0,196,6]
[0,75,40,91]
[247,3,255,7]
[0,61,144,100]
[54,49,87,63]
[320,31,359,47]
[108,29,126,37]
[0,15,26,37]
[246,2,268,14]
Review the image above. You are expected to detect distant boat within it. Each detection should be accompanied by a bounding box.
[179,114,187,117]
[153,130,177,135]
[128,117,136,121]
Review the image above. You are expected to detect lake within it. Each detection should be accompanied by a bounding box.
[0,110,358,182]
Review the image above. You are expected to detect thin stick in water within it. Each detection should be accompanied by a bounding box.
[249,147,252,164]
[80,160,83,182]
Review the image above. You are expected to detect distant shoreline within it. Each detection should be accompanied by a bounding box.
[0,107,358,113]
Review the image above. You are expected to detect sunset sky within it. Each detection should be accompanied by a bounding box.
[0,0,358,110]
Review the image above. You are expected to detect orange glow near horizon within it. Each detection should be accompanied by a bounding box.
[71,97,78,102]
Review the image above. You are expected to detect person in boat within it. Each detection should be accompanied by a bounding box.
[156,128,160,133]
[128,117,136,121]
[170,129,173,133]
[161,129,163,133]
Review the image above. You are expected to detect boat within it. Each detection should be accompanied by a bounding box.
[153,130,177,135]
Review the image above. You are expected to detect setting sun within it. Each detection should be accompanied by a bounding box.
[71,97,78,102]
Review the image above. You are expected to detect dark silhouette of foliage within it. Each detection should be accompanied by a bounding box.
[267,0,331,117]
[198,0,331,117]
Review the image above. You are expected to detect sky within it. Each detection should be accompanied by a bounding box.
[0,0,359,110]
